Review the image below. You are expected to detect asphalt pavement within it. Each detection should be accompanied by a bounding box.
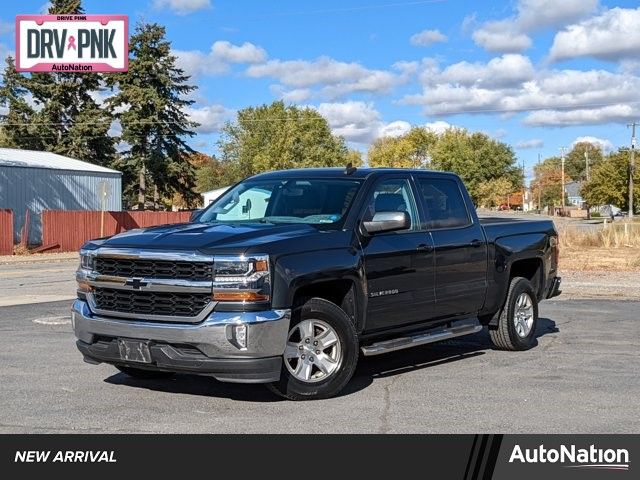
[0,297,638,433]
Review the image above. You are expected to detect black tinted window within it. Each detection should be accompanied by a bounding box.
[416,178,470,229]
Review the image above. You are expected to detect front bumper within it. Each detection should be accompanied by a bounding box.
[72,300,290,383]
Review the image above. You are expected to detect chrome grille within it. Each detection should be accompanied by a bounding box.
[92,288,211,318]
[95,257,212,281]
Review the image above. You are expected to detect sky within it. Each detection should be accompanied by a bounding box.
[1,0,640,180]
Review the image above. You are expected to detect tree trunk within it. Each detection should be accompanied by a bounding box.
[138,164,146,210]
[153,184,159,211]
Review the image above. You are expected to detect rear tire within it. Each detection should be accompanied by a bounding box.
[116,366,175,379]
[490,277,538,351]
[267,298,359,400]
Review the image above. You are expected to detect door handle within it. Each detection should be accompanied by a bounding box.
[417,244,434,252]
[470,239,483,248]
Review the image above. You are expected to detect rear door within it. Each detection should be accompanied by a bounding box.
[413,175,487,318]
[359,175,436,331]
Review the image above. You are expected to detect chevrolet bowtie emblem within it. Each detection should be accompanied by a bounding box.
[124,278,148,290]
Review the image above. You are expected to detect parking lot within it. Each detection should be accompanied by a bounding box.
[0,258,639,433]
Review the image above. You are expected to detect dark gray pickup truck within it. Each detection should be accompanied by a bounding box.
[73,168,561,399]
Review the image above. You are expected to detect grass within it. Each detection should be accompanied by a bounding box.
[556,222,640,249]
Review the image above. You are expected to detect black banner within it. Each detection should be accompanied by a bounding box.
[0,435,636,478]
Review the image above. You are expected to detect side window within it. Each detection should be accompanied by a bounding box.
[362,178,419,231]
[416,178,471,229]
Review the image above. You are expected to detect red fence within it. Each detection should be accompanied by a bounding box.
[0,209,13,255]
[42,210,192,252]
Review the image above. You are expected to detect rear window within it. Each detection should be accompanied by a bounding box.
[416,178,471,229]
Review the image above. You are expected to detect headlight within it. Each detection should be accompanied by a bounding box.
[212,255,270,303]
[79,250,96,271]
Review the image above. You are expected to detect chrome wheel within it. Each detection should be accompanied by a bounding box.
[514,292,534,338]
[284,319,342,383]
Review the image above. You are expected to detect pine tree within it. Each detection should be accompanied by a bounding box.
[0,56,39,149]
[24,0,115,165]
[107,23,198,210]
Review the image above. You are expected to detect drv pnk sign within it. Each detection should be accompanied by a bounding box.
[16,14,128,72]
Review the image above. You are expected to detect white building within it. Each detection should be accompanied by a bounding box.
[201,186,230,207]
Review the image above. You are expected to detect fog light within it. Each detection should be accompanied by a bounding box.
[234,324,247,349]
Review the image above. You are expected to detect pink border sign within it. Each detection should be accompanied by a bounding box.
[15,14,129,72]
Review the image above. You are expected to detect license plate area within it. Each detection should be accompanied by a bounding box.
[117,339,152,363]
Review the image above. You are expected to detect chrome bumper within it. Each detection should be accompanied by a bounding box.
[72,300,290,360]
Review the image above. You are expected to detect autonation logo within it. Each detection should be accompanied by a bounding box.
[509,444,630,471]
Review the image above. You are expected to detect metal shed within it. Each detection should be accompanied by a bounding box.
[0,148,122,245]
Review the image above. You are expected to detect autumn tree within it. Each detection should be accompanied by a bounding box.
[368,127,438,168]
[476,177,515,208]
[531,157,568,208]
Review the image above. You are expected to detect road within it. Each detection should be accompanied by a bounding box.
[0,297,638,433]
[0,259,77,307]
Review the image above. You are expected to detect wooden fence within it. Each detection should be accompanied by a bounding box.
[0,209,13,255]
[42,210,192,252]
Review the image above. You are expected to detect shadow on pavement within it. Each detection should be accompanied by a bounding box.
[104,318,558,401]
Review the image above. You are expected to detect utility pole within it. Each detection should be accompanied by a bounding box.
[560,147,567,210]
[537,153,542,212]
[628,122,637,219]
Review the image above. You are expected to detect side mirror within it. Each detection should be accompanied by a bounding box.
[190,209,203,222]
[362,211,410,234]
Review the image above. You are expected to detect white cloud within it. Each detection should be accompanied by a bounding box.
[410,29,447,47]
[403,59,640,127]
[153,0,211,15]
[524,105,637,127]
[378,121,412,138]
[572,136,614,153]
[423,121,454,135]
[315,101,414,144]
[472,0,598,53]
[186,104,234,134]
[175,41,267,77]
[438,54,534,88]
[247,56,401,99]
[316,101,383,144]
[270,86,313,103]
[549,8,640,62]
[472,21,532,53]
[516,139,544,149]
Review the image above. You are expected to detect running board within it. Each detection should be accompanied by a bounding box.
[360,318,483,356]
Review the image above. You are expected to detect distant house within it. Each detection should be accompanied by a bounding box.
[201,186,230,206]
[0,148,121,245]
[565,181,584,207]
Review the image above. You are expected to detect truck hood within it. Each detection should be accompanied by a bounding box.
[96,221,323,251]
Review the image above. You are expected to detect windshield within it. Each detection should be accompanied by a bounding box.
[199,178,363,226]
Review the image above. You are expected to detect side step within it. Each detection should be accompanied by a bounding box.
[360,318,483,356]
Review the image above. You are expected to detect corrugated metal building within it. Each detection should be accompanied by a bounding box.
[0,148,121,245]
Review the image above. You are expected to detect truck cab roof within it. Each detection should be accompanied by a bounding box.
[249,167,460,181]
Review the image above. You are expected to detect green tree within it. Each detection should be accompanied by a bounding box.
[565,141,604,181]
[24,0,115,165]
[368,127,437,168]
[581,149,640,212]
[430,129,522,203]
[218,101,350,184]
[0,56,38,149]
[107,23,198,209]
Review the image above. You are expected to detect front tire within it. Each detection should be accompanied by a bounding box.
[267,298,359,400]
[490,277,538,351]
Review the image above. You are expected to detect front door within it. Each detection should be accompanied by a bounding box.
[359,176,436,331]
